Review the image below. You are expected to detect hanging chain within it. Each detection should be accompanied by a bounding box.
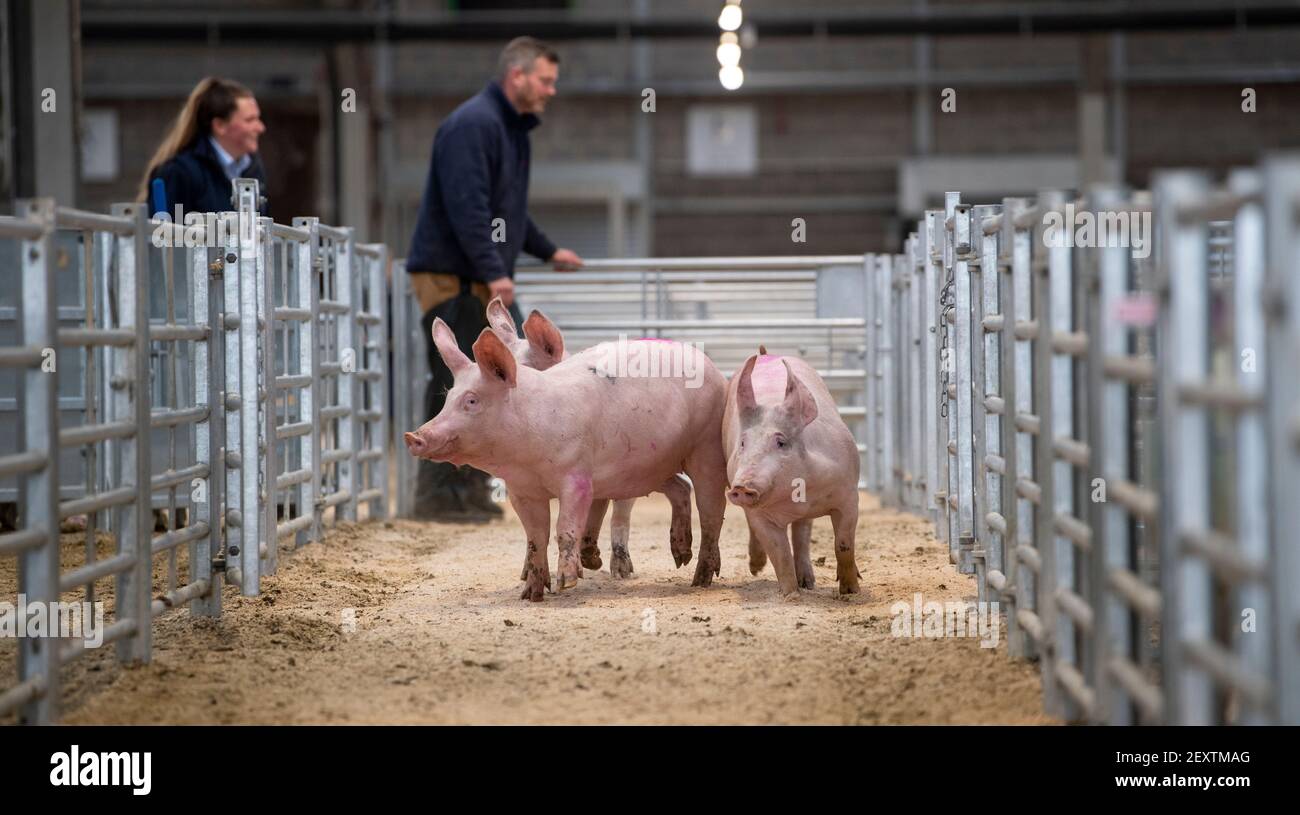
[938,269,956,419]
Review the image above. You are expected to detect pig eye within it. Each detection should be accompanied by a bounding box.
[463,393,479,409]
[774,434,787,449]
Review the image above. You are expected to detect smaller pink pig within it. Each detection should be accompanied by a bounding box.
[723,348,862,598]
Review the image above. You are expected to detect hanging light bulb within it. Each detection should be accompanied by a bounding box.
[717,32,741,67]
[718,1,742,32]
[719,64,744,90]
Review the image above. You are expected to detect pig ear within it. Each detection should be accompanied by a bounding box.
[431,317,471,376]
[486,297,519,344]
[522,309,565,365]
[471,328,518,388]
[781,360,818,428]
[735,354,761,424]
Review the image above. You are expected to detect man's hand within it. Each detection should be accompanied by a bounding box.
[549,248,583,271]
[488,276,515,307]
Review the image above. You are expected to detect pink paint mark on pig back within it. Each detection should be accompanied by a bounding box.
[750,355,789,405]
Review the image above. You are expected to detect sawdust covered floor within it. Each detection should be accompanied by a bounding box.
[11,493,1053,725]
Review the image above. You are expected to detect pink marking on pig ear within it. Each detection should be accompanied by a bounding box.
[735,354,761,423]
[471,328,518,388]
[522,309,565,363]
[431,317,471,376]
[486,297,519,345]
[781,360,819,428]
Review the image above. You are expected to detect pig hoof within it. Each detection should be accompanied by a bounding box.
[690,556,719,587]
[779,588,802,602]
[749,553,767,576]
[837,579,861,596]
[670,526,693,568]
[798,572,816,590]
[520,574,547,602]
[671,544,692,568]
[580,537,603,571]
[610,546,634,578]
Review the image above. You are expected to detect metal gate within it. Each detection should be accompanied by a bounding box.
[0,180,392,724]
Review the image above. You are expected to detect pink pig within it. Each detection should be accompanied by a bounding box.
[723,349,862,598]
[482,298,694,578]
[404,318,728,601]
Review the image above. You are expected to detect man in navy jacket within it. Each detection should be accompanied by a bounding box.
[407,37,582,522]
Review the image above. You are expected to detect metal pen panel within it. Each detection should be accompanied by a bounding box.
[13,199,60,724]
[1154,171,1214,725]
[1262,154,1300,724]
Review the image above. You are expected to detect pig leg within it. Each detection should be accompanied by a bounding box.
[660,474,693,568]
[747,520,767,575]
[581,499,609,572]
[609,499,635,578]
[684,446,727,588]
[750,513,799,598]
[555,477,595,591]
[830,501,862,595]
[792,519,815,589]
[512,495,552,602]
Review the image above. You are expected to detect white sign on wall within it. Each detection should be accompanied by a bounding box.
[81,108,119,182]
[686,104,757,177]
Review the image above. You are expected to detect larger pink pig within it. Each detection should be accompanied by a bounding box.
[723,350,862,598]
[405,318,727,601]
[483,298,695,578]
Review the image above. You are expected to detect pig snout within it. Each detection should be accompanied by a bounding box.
[403,431,426,456]
[404,429,455,459]
[727,482,761,507]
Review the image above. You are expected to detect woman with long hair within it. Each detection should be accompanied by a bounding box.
[139,77,268,217]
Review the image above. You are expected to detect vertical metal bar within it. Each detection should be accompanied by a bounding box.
[1089,184,1133,724]
[1262,154,1300,725]
[16,198,59,724]
[909,235,925,512]
[220,209,247,595]
[954,203,976,575]
[232,182,262,595]
[923,210,942,536]
[1000,198,1029,658]
[942,191,960,566]
[896,253,908,506]
[973,204,1002,603]
[1155,170,1213,724]
[110,201,153,663]
[1031,192,1065,717]
[257,215,277,577]
[1044,189,1080,717]
[293,217,322,543]
[373,246,391,519]
[189,242,220,617]
[83,230,100,607]
[877,255,896,506]
[335,228,358,522]
[1226,168,1270,724]
[863,254,878,494]
[391,263,412,518]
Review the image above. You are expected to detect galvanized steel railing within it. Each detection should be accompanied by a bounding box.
[0,180,391,724]
[869,155,1300,724]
